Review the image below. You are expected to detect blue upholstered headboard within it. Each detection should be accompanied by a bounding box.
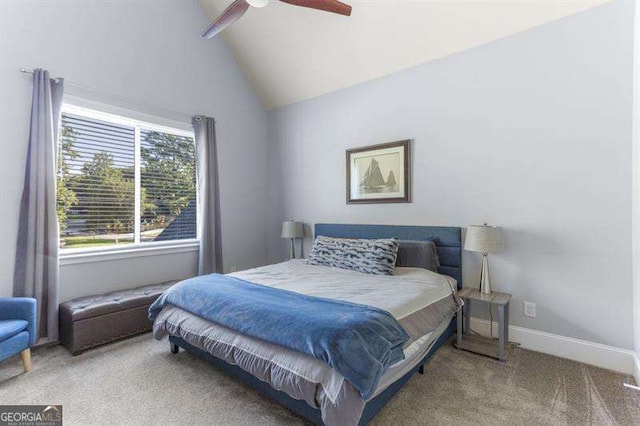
[314,223,462,289]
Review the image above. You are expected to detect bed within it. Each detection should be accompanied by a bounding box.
[151,223,462,425]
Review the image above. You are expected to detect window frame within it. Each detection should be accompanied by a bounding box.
[58,103,199,263]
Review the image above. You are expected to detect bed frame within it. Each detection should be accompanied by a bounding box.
[169,223,462,425]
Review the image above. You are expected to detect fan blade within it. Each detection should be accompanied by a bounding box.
[278,0,351,16]
[200,0,251,38]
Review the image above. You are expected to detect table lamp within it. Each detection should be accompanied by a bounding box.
[281,221,303,259]
[464,224,504,294]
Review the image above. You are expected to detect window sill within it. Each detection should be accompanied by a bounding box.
[59,240,200,266]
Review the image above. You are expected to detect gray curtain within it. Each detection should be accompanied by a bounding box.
[192,116,223,275]
[14,69,64,341]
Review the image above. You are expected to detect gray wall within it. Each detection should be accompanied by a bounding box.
[0,0,269,300]
[268,1,635,349]
[633,0,640,378]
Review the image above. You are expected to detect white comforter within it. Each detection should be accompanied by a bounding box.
[230,259,457,321]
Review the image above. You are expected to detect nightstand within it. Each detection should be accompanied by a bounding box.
[455,288,512,361]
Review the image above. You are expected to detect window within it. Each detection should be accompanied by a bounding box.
[57,105,197,251]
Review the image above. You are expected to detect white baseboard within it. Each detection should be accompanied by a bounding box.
[469,317,636,376]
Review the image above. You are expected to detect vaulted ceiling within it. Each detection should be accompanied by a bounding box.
[200,0,610,110]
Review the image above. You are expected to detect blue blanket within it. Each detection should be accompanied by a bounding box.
[149,274,409,399]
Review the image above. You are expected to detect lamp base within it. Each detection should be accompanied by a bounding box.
[288,238,296,260]
[479,253,491,294]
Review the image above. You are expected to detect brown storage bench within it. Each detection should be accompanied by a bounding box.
[59,281,177,355]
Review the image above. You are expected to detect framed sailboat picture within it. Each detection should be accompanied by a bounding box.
[346,140,411,204]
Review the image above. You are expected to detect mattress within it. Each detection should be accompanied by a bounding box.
[231,260,458,345]
[152,260,458,425]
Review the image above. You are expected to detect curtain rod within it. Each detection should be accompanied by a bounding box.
[21,67,63,81]
[19,67,197,123]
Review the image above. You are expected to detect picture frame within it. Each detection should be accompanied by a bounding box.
[346,140,411,204]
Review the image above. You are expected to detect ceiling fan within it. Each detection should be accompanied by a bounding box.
[201,0,352,39]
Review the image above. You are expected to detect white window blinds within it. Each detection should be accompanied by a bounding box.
[140,129,197,243]
[57,108,196,250]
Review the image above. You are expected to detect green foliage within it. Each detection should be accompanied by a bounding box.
[140,131,196,225]
[57,125,79,233]
[63,236,132,249]
[73,152,135,234]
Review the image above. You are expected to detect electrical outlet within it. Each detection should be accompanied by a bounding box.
[524,301,536,318]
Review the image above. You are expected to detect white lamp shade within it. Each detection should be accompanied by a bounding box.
[281,221,303,239]
[464,225,504,253]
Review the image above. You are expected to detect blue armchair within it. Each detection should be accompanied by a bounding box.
[0,297,37,372]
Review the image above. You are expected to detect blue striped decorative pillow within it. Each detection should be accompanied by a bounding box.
[307,236,399,275]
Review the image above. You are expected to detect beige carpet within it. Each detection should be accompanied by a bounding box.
[1,334,638,425]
